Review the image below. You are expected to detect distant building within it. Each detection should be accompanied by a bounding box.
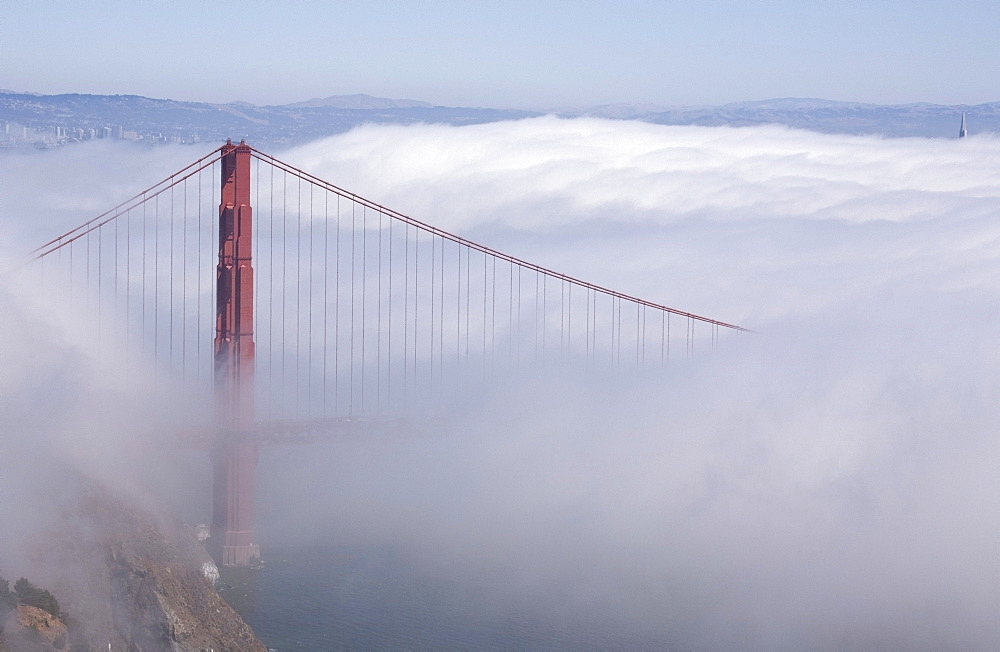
[959,112,968,138]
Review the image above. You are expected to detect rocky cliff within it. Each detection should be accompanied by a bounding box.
[2,605,68,651]
[9,479,265,651]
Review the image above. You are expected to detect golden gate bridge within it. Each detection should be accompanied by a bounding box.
[26,140,748,567]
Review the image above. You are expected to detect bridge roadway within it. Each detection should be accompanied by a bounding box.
[177,416,450,448]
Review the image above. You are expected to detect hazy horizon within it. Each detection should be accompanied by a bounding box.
[2,88,998,112]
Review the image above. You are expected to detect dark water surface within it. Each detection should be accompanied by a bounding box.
[209,436,673,649]
[219,544,649,650]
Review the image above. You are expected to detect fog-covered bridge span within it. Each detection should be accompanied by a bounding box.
[29,141,748,566]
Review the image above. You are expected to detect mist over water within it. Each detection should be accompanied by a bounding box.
[3,119,1000,648]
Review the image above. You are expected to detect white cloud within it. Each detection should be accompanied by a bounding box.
[278,118,1000,326]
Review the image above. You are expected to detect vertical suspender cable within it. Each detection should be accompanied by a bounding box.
[154,194,159,380]
[465,247,470,365]
[126,206,132,364]
[430,236,435,390]
[141,197,146,350]
[508,261,513,367]
[440,237,445,378]
[308,182,314,414]
[268,163,274,413]
[350,200,356,413]
[335,194,341,415]
[182,178,188,378]
[281,172,288,411]
[661,310,665,364]
[490,256,496,370]
[610,293,615,368]
[377,209,383,413]
[569,282,575,357]
[323,190,329,416]
[96,226,102,359]
[667,312,671,363]
[361,204,367,414]
[457,245,463,368]
[542,274,546,356]
[253,159,259,396]
[535,270,539,359]
[559,280,564,357]
[296,176,302,413]
[483,251,487,377]
[170,178,176,369]
[404,223,409,398]
[517,265,522,366]
[414,229,419,390]
[387,211,392,412]
[616,297,622,365]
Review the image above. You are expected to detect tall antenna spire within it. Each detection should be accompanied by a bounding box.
[959,112,968,138]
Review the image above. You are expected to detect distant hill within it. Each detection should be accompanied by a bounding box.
[0,92,994,150]
[284,94,433,110]
[568,98,996,139]
[0,92,537,148]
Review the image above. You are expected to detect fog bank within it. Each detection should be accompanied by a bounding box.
[4,119,1000,647]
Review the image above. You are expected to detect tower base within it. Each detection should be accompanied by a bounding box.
[222,542,260,568]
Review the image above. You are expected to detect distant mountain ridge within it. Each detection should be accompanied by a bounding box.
[569,97,996,138]
[0,92,536,147]
[0,91,994,149]
[283,94,433,110]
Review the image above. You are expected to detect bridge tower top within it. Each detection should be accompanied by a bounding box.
[215,139,255,430]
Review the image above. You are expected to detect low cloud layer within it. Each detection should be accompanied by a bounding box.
[4,119,1000,647]
[283,118,1000,325]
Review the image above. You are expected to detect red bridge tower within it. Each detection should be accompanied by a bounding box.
[212,140,259,567]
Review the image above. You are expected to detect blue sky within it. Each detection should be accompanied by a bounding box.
[3,0,998,107]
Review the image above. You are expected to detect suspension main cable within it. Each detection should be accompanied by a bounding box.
[248,148,748,332]
[31,148,224,260]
